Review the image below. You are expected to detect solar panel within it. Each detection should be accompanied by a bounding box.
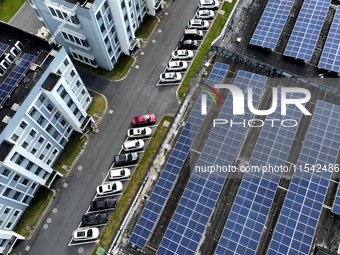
[318,8,340,72]
[0,43,9,58]
[268,101,340,255]
[157,71,267,255]
[284,0,330,61]
[250,0,295,49]
[332,188,340,214]
[129,63,229,248]
[215,87,304,255]
[0,53,35,106]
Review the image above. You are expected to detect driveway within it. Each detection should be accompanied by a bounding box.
[11,0,200,254]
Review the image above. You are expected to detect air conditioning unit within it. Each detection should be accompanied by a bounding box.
[5,53,14,63]
[15,41,23,51]
[10,47,20,57]
[0,60,9,69]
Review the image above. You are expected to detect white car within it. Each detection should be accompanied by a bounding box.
[72,227,100,241]
[188,19,209,30]
[109,168,131,180]
[96,181,123,195]
[122,139,144,151]
[127,127,152,138]
[166,61,188,71]
[160,72,182,83]
[172,50,194,60]
[199,0,220,9]
[196,10,215,19]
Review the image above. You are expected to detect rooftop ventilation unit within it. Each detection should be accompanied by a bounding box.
[2,116,11,124]
[5,53,14,63]
[10,47,20,57]
[15,41,23,51]
[0,60,9,69]
[11,103,20,111]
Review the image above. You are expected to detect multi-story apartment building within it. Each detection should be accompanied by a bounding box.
[0,21,92,254]
[29,0,163,71]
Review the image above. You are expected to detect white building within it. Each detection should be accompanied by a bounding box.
[29,0,163,71]
[0,21,93,254]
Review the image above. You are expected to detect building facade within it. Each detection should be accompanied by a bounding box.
[29,0,163,71]
[0,21,92,254]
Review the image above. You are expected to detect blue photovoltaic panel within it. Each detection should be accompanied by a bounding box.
[318,8,340,72]
[129,63,229,248]
[215,87,304,255]
[0,43,9,58]
[0,53,35,106]
[157,71,267,255]
[332,187,340,214]
[250,0,295,49]
[268,101,340,255]
[284,0,330,61]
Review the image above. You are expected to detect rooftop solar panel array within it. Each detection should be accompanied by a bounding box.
[250,0,295,49]
[318,8,340,72]
[215,87,303,255]
[332,187,340,215]
[129,62,229,248]
[268,101,340,255]
[157,71,267,255]
[284,0,330,61]
[0,43,9,58]
[0,53,35,106]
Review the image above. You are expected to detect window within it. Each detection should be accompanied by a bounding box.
[67,127,72,133]
[31,148,37,155]
[29,107,37,117]
[131,13,134,19]
[35,167,42,175]
[4,208,10,214]
[96,12,102,20]
[104,36,109,44]
[3,188,11,197]
[47,103,54,112]
[108,46,112,54]
[13,191,21,200]
[53,149,58,155]
[13,174,20,181]
[47,159,51,165]
[31,183,36,190]
[52,131,59,139]
[73,108,79,115]
[124,14,128,21]
[10,134,19,142]
[136,3,140,11]
[54,112,60,120]
[19,121,27,129]
[6,222,12,229]
[81,39,89,47]
[46,124,52,132]
[15,155,25,165]
[22,142,29,149]
[60,119,67,126]
[127,26,131,33]
[79,115,84,122]
[21,179,29,186]
[76,80,81,87]
[46,143,51,149]
[86,97,90,103]
[60,89,67,99]
[42,172,48,180]
[62,32,68,40]
[59,138,65,145]
[2,169,10,177]
[56,69,62,75]
[26,162,34,171]
[81,89,86,95]
[111,26,116,34]
[29,130,36,137]
[38,137,44,143]
[22,195,29,204]
[14,210,20,216]
[38,94,46,103]
[100,23,106,33]
[63,58,69,67]
[121,1,125,9]
[104,2,108,9]
[114,35,118,44]
[70,70,75,77]
[108,13,112,22]
[67,99,73,107]
[49,7,56,16]
[0,239,4,247]
[39,154,45,160]
[37,116,45,126]
[128,0,132,7]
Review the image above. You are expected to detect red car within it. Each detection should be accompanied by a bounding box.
[132,114,156,126]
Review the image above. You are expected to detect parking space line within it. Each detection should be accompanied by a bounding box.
[95,193,122,199]
[68,239,98,247]
[86,207,116,215]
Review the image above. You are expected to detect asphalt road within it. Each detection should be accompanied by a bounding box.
[11,0,200,254]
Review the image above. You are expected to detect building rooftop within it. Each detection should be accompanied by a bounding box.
[41,73,61,91]
[62,0,96,8]
[0,21,60,135]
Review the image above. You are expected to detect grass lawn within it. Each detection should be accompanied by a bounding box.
[13,186,54,237]
[52,132,87,175]
[0,0,25,22]
[135,14,158,39]
[87,91,106,122]
[91,115,174,255]
[178,1,236,100]
[71,54,134,80]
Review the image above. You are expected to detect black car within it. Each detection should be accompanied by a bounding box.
[113,152,138,165]
[178,40,198,50]
[81,213,108,226]
[90,198,116,211]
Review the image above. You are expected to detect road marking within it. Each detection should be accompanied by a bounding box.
[141,52,144,55]
[78,165,82,171]
[78,247,84,253]
[68,239,97,246]
[165,12,168,15]
[52,208,58,213]
[135,65,140,69]
[109,110,114,114]
[25,246,30,251]
[47,218,52,223]
[43,224,48,229]
[86,207,116,215]
[158,29,162,33]
[152,39,156,43]
[63,183,68,188]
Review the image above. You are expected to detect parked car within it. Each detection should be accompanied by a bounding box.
[172,50,194,60]
[72,227,100,241]
[160,72,182,83]
[198,0,220,9]
[166,61,188,71]
[90,198,116,211]
[127,127,152,138]
[188,19,209,30]
[81,213,108,226]
[122,139,144,151]
[109,168,131,180]
[96,181,123,195]
[113,152,138,165]
[178,40,198,50]
[195,10,215,19]
[184,29,204,40]
[132,114,156,126]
